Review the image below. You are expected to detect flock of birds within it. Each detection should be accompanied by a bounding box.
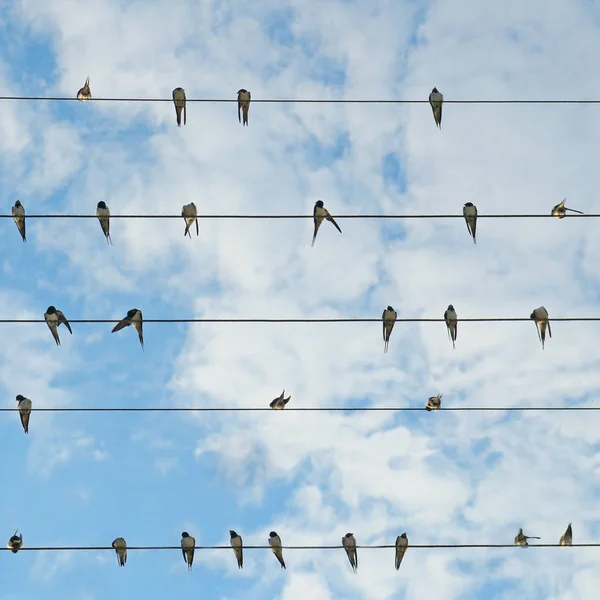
[2,77,586,577]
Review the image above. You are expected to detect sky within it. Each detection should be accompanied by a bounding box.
[1,0,600,598]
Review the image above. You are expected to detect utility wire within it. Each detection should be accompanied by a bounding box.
[0,406,598,413]
[1,96,600,104]
[2,543,599,551]
[0,317,597,323]
[0,213,596,220]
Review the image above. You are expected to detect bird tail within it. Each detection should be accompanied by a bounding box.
[565,207,584,214]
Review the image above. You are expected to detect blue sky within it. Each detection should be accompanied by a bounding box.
[2,0,600,598]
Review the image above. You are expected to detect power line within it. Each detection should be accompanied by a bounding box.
[0,406,598,413]
[0,213,596,220]
[0,317,597,323]
[1,96,600,104]
[2,543,598,551]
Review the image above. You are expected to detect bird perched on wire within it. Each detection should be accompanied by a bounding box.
[96,201,112,244]
[77,77,91,101]
[429,87,443,128]
[444,305,457,349]
[268,531,286,568]
[172,87,187,126]
[551,198,583,219]
[395,533,408,570]
[180,532,195,570]
[559,523,572,546]
[514,528,540,547]
[112,537,127,566]
[230,530,243,568]
[44,306,72,346]
[16,395,32,434]
[342,533,358,573]
[530,306,551,349]
[237,89,251,125]
[12,200,26,242]
[426,394,442,411]
[382,305,397,353]
[270,390,291,410]
[7,531,22,553]
[463,202,477,244]
[181,202,199,237]
[312,200,342,247]
[112,309,144,350]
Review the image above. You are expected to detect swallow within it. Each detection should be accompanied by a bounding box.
[77,77,91,101]
[463,202,477,244]
[444,304,457,349]
[530,306,551,349]
[7,530,22,553]
[395,532,408,570]
[551,198,584,219]
[112,537,127,566]
[514,528,540,547]
[12,200,26,242]
[16,395,32,434]
[342,532,358,573]
[425,394,442,411]
[429,87,443,128]
[181,202,199,237]
[559,523,572,546]
[269,389,291,410]
[172,87,186,126]
[268,531,286,569]
[181,531,195,570]
[382,305,398,353]
[111,309,144,350]
[312,200,342,247]
[229,530,243,569]
[237,89,251,126]
[44,306,73,346]
[96,201,112,244]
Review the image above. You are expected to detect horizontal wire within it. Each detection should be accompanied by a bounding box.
[0,406,598,413]
[2,543,597,551]
[0,317,597,323]
[1,96,600,104]
[0,213,596,219]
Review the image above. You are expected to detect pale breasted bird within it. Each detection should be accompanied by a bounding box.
[111,309,144,350]
[44,305,73,346]
[270,390,291,410]
[463,202,477,244]
[12,200,26,242]
[268,531,286,569]
[181,202,199,237]
[395,533,408,570]
[172,87,187,126]
[514,528,540,547]
[112,537,127,566]
[429,87,443,128]
[96,201,112,244]
[551,198,583,219]
[444,305,458,349]
[16,395,32,434]
[530,306,551,349]
[382,305,398,353]
[7,531,22,553]
[237,89,251,126]
[312,200,342,247]
[559,523,572,546]
[230,530,243,569]
[181,531,195,570]
[342,532,358,573]
[77,77,91,101]
[426,394,442,411]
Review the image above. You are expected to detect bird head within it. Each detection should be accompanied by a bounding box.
[126,308,139,318]
[237,89,247,95]
[181,531,189,538]
[447,304,455,311]
[269,531,278,538]
[97,201,107,209]
[15,395,25,402]
[529,311,536,320]
[315,200,324,208]
[344,533,354,538]
[400,532,407,539]
[229,530,238,538]
[387,305,394,311]
[46,306,57,314]
[432,87,439,93]
[464,202,473,207]
[14,200,21,207]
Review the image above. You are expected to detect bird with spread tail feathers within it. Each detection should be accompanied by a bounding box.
[514,528,540,547]
[77,77,91,101]
[530,306,551,349]
[312,200,342,247]
[270,390,291,410]
[112,309,144,349]
[551,198,583,219]
[44,306,72,346]
[426,394,442,411]
[7,531,22,553]
[112,537,127,566]
[181,202,199,237]
[181,532,195,570]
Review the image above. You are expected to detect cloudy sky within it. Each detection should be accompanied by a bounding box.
[2,0,600,598]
